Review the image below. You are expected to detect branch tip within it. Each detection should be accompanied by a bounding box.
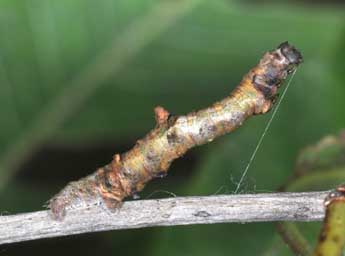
[324,184,345,207]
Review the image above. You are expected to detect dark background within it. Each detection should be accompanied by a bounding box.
[0,0,345,255]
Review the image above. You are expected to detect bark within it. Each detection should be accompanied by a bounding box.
[0,191,325,245]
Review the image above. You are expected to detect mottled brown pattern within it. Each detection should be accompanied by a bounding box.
[48,42,302,220]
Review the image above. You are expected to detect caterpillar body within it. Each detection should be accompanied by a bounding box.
[49,42,303,220]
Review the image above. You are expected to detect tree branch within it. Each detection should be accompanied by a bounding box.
[0,191,327,245]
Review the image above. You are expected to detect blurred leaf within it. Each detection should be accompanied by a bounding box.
[0,0,200,188]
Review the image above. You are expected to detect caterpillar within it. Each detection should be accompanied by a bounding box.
[48,42,303,220]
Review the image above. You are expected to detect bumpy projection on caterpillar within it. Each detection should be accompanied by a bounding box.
[48,42,303,220]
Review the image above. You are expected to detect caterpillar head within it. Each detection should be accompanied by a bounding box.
[278,41,303,67]
[253,41,303,100]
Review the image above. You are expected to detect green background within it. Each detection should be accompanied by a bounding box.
[0,0,344,255]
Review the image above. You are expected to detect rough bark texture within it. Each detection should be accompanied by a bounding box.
[49,42,303,220]
[0,191,326,245]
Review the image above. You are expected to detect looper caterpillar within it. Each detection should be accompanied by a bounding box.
[48,42,303,220]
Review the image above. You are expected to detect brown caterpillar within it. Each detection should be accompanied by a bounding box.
[48,42,303,220]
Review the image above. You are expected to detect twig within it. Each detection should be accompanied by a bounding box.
[276,222,312,256]
[0,191,327,245]
[276,134,345,256]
